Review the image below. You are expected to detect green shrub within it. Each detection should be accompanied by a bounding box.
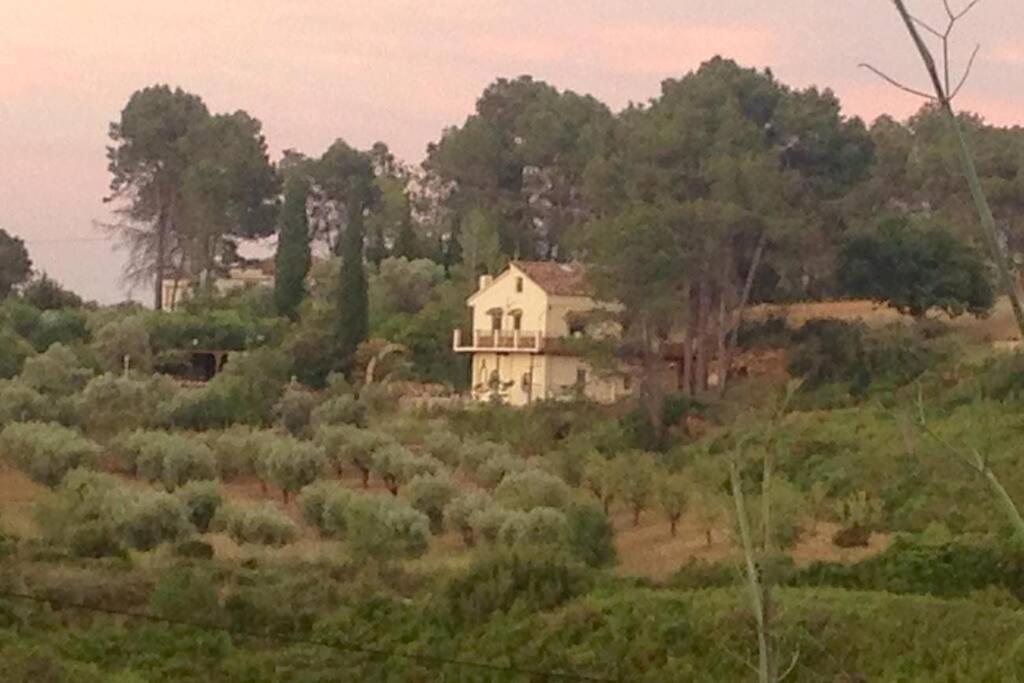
[114,430,216,491]
[441,551,592,628]
[0,421,100,486]
[444,491,495,546]
[0,328,34,379]
[565,502,617,568]
[262,436,325,503]
[174,539,215,559]
[345,493,431,562]
[175,480,225,533]
[213,502,298,546]
[314,424,393,483]
[494,469,571,511]
[92,314,153,374]
[150,568,222,623]
[404,472,460,534]
[121,490,194,551]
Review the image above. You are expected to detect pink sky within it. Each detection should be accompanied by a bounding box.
[2,0,1022,303]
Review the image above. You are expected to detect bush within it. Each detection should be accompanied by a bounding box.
[477,453,527,489]
[19,342,93,395]
[404,472,460,534]
[444,491,495,546]
[565,502,617,568]
[263,436,325,503]
[657,472,689,537]
[0,421,100,486]
[0,328,34,379]
[175,480,225,533]
[213,502,298,546]
[441,551,592,628]
[174,539,215,559]
[494,469,571,511]
[310,394,367,429]
[345,493,430,562]
[150,568,222,624]
[121,490,194,551]
[612,452,656,526]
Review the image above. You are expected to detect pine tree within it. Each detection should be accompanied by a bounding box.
[273,175,312,319]
[335,211,369,376]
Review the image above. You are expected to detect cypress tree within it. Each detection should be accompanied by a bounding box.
[335,207,369,377]
[273,175,312,319]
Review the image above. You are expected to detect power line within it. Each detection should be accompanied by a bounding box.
[0,590,622,682]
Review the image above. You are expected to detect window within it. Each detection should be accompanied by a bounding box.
[489,309,502,331]
[576,367,587,386]
[515,276,524,293]
[568,318,585,336]
[511,311,522,331]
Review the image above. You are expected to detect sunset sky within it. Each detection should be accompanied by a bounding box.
[2,0,1022,303]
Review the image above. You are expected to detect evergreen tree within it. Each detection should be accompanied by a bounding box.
[335,211,369,376]
[273,175,312,319]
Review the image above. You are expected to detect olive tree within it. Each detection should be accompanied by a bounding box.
[315,424,391,486]
[582,453,616,514]
[122,490,194,551]
[213,502,298,546]
[613,452,656,527]
[371,444,440,495]
[0,421,100,487]
[422,429,463,468]
[175,480,225,533]
[657,473,689,537]
[404,472,460,534]
[477,453,527,490]
[444,491,495,546]
[498,507,570,550]
[263,436,326,503]
[297,480,353,537]
[345,493,431,563]
[494,469,571,511]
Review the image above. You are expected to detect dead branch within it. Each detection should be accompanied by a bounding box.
[857,63,937,100]
[949,44,981,100]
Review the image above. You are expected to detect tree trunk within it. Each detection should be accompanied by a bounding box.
[670,517,678,537]
[282,489,290,505]
[694,278,712,393]
[360,467,370,488]
[681,281,694,396]
[721,234,767,397]
[705,527,713,547]
[633,506,641,527]
[154,205,167,310]
[715,271,730,395]
[259,479,268,496]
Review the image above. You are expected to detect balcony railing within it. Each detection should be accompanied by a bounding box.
[453,329,543,352]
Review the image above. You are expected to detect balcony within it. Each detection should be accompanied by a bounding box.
[453,329,545,353]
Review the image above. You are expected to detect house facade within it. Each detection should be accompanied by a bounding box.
[160,259,275,312]
[453,261,633,406]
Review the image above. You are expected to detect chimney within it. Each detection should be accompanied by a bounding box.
[478,275,493,291]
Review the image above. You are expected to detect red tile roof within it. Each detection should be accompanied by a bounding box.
[512,261,590,297]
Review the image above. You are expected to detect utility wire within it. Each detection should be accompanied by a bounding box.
[0,590,622,682]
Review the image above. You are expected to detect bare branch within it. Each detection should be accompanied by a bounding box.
[858,63,938,100]
[953,0,984,21]
[911,15,945,39]
[949,44,981,100]
[942,0,956,20]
